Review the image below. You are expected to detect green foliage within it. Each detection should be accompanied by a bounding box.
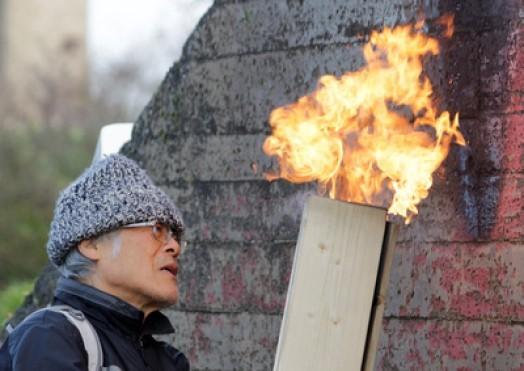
[0,280,34,325]
[0,125,98,287]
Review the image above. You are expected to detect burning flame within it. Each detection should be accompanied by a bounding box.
[263,16,465,223]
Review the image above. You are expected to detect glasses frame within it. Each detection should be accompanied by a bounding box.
[122,221,187,249]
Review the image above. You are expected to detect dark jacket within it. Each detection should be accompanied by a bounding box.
[0,277,189,370]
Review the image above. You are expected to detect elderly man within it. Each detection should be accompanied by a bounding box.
[0,154,189,370]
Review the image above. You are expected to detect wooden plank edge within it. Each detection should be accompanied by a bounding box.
[361,222,399,371]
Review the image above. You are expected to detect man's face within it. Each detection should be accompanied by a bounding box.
[91,225,181,314]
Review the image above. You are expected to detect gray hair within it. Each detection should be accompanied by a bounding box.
[57,230,122,279]
[57,247,95,279]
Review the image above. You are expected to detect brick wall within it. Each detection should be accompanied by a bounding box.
[122,1,523,370]
[378,2,524,369]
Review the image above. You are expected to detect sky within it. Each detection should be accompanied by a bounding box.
[87,0,212,111]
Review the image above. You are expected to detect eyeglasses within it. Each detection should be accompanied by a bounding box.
[122,221,187,249]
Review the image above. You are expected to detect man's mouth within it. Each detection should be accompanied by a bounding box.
[160,263,178,277]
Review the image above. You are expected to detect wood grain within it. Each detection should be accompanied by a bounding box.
[273,196,388,371]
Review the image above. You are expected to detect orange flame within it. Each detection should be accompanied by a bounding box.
[263,16,465,223]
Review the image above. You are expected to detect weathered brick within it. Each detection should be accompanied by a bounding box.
[377,319,524,371]
[127,62,187,145]
[480,29,514,95]
[172,45,366,135]
[459,117,504,175]
[163,180,314,243]
[385,241,524,321]
[439,0,521,31]
[488,175,524,240]
[137,134,273,183]
[507,25,524,93]
[127,45,368,139]
[376,319,484,370]
[442,31,480,116]
[397,170,523,243]
[504,114,524,173]
[169,181,271,242]
[479,23,524,113]
[175,241,294,313]
[160,311,281,371]
[483,322,524,371]
[266,180,316,240]
[459,114,523,175]
[184,0,440,60]
[386,242,459,318]
[396,173,474,243]
[386,243,430,317]
[128,19,475,142]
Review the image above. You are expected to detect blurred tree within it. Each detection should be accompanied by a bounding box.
[0,124,96,286]
[0,55,150,288]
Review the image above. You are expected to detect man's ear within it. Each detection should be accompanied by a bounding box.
[78,239,102,261]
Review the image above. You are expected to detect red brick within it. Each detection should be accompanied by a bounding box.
[489,175,524,240]
[177,241,293,313]
[508,93,524,113]
[479,25,524,113]
[507,26,524,93]
[387,242,464,317]
[377,319,484,370]
[484,322,524,370]
[377,319,524,370]
[504,114,524,173]
[386,242,524,321]
[161,311,281,371]
[480,30,512,94]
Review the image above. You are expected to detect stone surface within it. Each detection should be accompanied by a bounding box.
[160,180,315,243]
[175,241,294,313]
[130,44,367,138]
[184,0,442,60]
[480,23,524,114]
[385,241,524,320]
[138,134,272,183]
[488,175,524,241]
[441,30,480,117]
[376,318,524,370]
[160,311,282,371]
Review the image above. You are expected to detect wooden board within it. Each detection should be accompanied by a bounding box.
[273,196,388,371]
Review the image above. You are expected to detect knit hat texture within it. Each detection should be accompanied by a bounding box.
[47,154,184,267]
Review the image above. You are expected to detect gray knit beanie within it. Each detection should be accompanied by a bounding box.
[46,154,184,267]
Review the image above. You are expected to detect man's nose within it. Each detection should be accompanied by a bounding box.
[163,238,181,257]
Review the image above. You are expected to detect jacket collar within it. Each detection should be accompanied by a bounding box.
[54,277,175,338]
